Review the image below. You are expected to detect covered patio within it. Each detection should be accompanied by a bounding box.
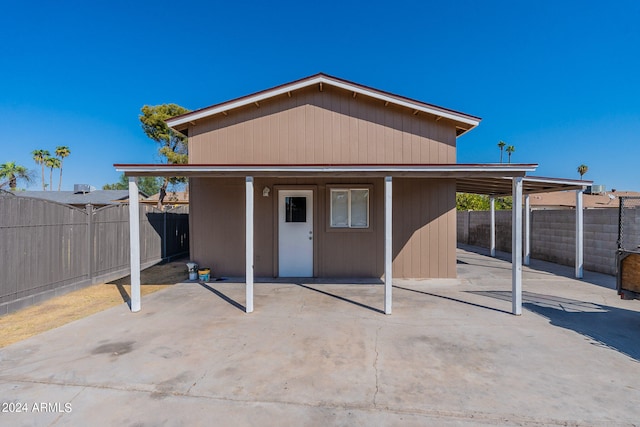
[115,163,590,316]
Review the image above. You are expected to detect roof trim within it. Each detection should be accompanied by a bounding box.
[456,175,592,197]
[114,163,537,178]
[165,73,481,132]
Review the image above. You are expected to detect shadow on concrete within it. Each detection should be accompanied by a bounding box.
[458,243,616,290]
[469,290,640,362]
[296,283,385,314]
[198,282,246,313]
[115,284,131,309]
[395,285,511,315]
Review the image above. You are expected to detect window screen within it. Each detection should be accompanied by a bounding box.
[330,188,369,228]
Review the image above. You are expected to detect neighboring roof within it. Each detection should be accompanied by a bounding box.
[143,191,189,204]
[528,190,640,209]
[166,73,482,136]
[15,190,141,206]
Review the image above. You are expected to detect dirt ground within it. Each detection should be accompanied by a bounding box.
[0,258,190,348]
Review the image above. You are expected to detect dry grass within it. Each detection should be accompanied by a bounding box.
[0,259,189,348]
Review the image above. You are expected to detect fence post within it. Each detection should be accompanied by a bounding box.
[163,209,167,261]
[86,204,94,282]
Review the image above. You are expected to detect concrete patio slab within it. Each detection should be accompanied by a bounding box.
[1,246,639,426]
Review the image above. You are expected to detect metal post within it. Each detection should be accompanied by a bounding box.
[490,197,496,257]
[575,189,584,279]
[524,195,531,266]
[246,177,254,313]
[384,176,393,315]
[128,177,141,312]
[86,204,94,282]
[512,177,523,315]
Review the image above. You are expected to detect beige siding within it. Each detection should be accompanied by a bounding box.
[392,178,457,278]
[188,86,457,165]
[190,177,456,279]
[190,177,245,276]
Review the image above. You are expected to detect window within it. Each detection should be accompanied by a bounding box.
[330,189,369,228]
[285,197,307,222]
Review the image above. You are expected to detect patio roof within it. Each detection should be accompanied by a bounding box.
[114,163,538,179]
[115,163,590,196]
[456,175,592,197]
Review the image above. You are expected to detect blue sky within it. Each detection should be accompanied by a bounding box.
[2,0,638,190]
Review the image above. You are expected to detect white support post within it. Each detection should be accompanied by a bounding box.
[512,177,523,316]
[246,177,254,313]
[524,194,531,266]
[489,196,496,257]
[128,177,141,313]
[575,189,584,279]
[384,176,393,315]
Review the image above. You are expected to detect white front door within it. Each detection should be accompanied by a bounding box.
[278,190,313,277]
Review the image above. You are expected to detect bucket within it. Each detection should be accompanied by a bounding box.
[198,268,211,282]
[186,262,199,281]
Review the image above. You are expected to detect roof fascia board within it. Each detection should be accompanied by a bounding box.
[322,77,480,127]
[522,176,592,187]
[115,164,536,179]
[166,76,325,127]
[166,76,480,128]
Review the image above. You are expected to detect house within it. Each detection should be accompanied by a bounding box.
[116,73,588,315]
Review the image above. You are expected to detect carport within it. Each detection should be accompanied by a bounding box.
[457,176,592,294]
[116,164,590,317]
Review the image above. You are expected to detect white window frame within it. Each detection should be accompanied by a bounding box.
[330,188,370,229]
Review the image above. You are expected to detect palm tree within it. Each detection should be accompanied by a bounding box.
[577,164,588,180]
[44,157,61,191]
[498,141,506,163]
[32,149,50,190]
[0,161,32,191]
[506,145,515,163]
[55,146,71,191]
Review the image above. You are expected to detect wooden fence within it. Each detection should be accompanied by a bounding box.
[0,195,189,314]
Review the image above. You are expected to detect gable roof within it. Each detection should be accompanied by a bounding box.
[166,73,481,136]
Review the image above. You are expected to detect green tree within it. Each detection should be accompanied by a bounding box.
[139,104,190,208]
[457,193,490,210]
[577,164,588,180]
[44,156,60,191]
[456,193,512,211]
[55,146,71,191]
[103,173,162,196]
[32,149,50,190]
[497,140,506,163]
[0,161,32,191]
[506,145,515,163]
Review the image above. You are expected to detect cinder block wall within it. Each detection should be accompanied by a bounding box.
[457,209,639,275]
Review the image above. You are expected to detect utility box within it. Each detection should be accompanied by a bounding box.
[617,251,640,300]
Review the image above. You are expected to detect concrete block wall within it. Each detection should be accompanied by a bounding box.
[531,210,576,268]
[457,208,639,276]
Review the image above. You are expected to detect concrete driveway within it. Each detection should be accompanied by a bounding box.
[1,246,639,426]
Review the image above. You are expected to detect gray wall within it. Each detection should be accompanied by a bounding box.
[457,208,640,276]
[0,195,189,314]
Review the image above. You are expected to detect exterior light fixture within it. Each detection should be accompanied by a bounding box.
[262,187,270,197]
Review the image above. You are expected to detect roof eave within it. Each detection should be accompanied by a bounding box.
[165,74,481,132]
